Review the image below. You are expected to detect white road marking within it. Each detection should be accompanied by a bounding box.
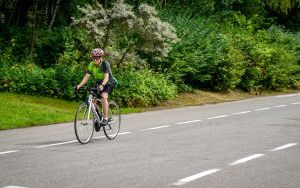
[94,135,106,139]
[34,140,78,148]
[276,94,297,98]
[4,186,30,188]
[273,105,287,108]
[0,150,19,155]
[176,120,202,125]
[95,132,132,139]
[232,111,251,115]
[172,169,221,186]
[270,143,298,151]
[254,107,270,111]
[118,131,132,135]
[140,125,171,131]
[4,100,297,155]
[207,115,229,120]
[229,154,265,166]
[35,132,133,148]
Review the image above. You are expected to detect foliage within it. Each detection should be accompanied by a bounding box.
[0,62,83,99]
[112,69,177,107]
[72,0,179,67]
[138,0,300,30]
[0,60,177,107]
[266,0,300,14]
[1,0,300,108]
[0,0,92,28]
[161,11,300,91]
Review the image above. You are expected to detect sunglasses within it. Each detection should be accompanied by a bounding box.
[92,56,102,60]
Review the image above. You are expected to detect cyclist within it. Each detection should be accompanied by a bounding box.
[76,48,116,131]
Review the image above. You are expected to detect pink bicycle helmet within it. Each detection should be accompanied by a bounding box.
[91,48,104,57]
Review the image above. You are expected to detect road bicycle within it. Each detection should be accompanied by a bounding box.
[74,85,121,144]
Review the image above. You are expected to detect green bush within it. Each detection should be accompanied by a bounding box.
[238,26,300,91]
[0,63,57,95]
[0,61,177,107]
[112,69,177,107]
[162,11,300,92]
[0,62,83,99]
[162,12,246,91]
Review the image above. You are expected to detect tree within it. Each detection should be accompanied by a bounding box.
[72,0,179,67]
[266,0,300,14]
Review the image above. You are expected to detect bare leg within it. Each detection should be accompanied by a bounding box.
[101,92,109,120]
[92,99,98,110]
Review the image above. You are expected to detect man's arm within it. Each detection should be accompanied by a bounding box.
[102,73,109,86]
[77,74,90,89]
[100,61,110,88]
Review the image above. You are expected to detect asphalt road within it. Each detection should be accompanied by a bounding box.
[1,93,300,188]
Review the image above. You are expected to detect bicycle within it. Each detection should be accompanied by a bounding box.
[74,85,121,144]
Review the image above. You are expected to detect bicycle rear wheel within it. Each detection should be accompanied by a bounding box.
[103,100,121,140]
[74,103,95,144]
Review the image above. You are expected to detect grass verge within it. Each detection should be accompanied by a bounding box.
[1,89,299,130]
[0,92,143,130]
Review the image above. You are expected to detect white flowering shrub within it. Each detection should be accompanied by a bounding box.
[72,0,179,66]
[135,4,180,56]
[72,3,109,47]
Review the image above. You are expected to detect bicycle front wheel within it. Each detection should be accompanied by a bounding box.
[103,100,121,140]
[74,103,95,144]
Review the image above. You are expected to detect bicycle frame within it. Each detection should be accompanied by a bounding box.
[86,93,102,124]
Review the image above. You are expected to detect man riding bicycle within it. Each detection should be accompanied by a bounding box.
[76,48,116,131]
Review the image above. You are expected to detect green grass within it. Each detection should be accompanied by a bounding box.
[0,92,143,130]
[0,93,79,130]
[1,89,299,130]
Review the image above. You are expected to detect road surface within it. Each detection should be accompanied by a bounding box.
[1,93,300,188]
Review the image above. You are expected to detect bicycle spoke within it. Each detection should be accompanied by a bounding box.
[103,101,121,140]
[74,103,95,144]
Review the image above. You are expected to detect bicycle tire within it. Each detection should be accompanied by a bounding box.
[103,100,121,140]
[74,103,95,144]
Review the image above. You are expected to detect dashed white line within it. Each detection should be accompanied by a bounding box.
[254,107,270,111]
[229,154,265,166]
[140,125,171,131]
[3,101,298,154]
[172,141,298,185]
[232,111,252,115]
[172,169,221,186]
[4,186,30,188]
[270,143,298,151]
[118,131,132,135]
[176,120,202,125]
[34,140,77,148]
[35,132,133,148]
[95,132,132,139]
[0,150,19,155]
[207,115,229,120]
[94,135,106,139]
[273,105,287,108]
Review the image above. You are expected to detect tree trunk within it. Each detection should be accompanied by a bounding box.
[29,0,38,62]
[118,44,134,68]
[48,0,61,29]
[45,0,49,25]
[7,0,18,26]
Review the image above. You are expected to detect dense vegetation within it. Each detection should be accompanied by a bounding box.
[0,0,299,107]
